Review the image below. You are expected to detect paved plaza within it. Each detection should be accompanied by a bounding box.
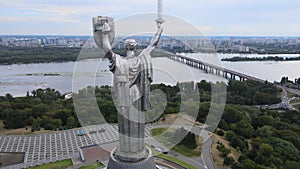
[0,124,152,169]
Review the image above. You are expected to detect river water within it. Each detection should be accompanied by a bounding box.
[0,53,299,96]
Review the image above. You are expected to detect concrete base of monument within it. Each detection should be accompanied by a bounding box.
[106,147,157,169]
[115,147,147,162]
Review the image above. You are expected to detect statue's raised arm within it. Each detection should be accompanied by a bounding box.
[145,21,164,53]
[145,0,164,53]
[93,16,115,60]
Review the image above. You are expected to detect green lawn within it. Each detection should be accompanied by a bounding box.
[79,162,104,169]
[150,128,201,157]
[156,153,197,169]
[172,144,201,157]
[148,145,196,169]
[150,128,168,136]
[26,159,72,169]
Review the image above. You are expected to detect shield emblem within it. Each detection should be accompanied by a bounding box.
[92,16,115,49]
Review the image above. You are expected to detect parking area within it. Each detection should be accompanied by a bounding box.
[0,124,152,169]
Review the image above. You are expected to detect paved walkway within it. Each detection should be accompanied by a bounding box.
[266,85,298,111]
[0,124,151,168]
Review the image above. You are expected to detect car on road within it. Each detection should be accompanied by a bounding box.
[155,147,162,152]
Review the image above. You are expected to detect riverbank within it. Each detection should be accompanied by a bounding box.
[222,56,300,62]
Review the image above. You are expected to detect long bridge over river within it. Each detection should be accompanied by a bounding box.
[167,54,265,83]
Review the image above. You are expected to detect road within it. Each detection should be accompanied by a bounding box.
[267,85,298,111]
[148,125,216,169]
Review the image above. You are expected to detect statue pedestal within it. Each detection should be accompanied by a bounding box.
[107,147,156,169]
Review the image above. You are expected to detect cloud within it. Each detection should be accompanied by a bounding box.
[0,0,300,35]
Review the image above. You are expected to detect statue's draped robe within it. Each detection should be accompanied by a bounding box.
[109,49,152,157]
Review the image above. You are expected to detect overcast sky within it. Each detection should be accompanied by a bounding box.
[0,0,299,36]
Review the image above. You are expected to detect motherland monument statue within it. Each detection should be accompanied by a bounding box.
[92,0,164,168]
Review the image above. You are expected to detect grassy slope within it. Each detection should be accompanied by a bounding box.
[26,159,72,169]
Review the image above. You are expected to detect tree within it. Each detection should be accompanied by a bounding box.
[217,144,231,157]
[53,109,72,125]
[5,93,13,102]
[216,129,225,136]
[255,126,273,138]
[235,120,254,139]
[197,102,210,122]
[31,104,49,118]
[218,119,230,131]
[172,127,197,149]
[181,131,197,149]
[252,116,274,129]
[259,143,273,157]
[225,130,235,141]
[44,123,55,130]
[3,109,28,129]
[230,135,248,152]
[284,161,300,169]
[66,116,78,129]
[280,76,288,85]
[222,105,243,124]
[224,156,235,166]
[31,90,37,98]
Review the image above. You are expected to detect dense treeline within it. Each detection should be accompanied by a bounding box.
[0,88,80,131]
[0,47,81,64]
[0,46,128,65]
[211,105,300,169]
[222,56,300,62]
[198,79,281,105]
[0,46,178,65]
[226,80,281,105]
[196,81,300,168]
[0,80,280,130]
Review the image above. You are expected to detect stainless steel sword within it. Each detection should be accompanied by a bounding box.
[156,0,165,23]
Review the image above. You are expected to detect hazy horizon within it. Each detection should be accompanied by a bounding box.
[1,0,300,36]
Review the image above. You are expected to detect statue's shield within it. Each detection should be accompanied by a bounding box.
[92,16,115,49]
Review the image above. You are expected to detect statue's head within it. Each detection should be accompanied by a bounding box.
[124,39,137,51]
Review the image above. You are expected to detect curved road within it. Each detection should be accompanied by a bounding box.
[147,125,216,169]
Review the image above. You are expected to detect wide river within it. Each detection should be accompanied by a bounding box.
[0,53,299,96]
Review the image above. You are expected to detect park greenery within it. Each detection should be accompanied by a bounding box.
[221,56,300,62]
[150,127,201,157]
[0,80,281,130]
[1,79,300,168]
[0,88,80,131]
[0,46,180,65]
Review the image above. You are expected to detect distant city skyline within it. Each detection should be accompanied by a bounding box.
[0,0,300,36]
